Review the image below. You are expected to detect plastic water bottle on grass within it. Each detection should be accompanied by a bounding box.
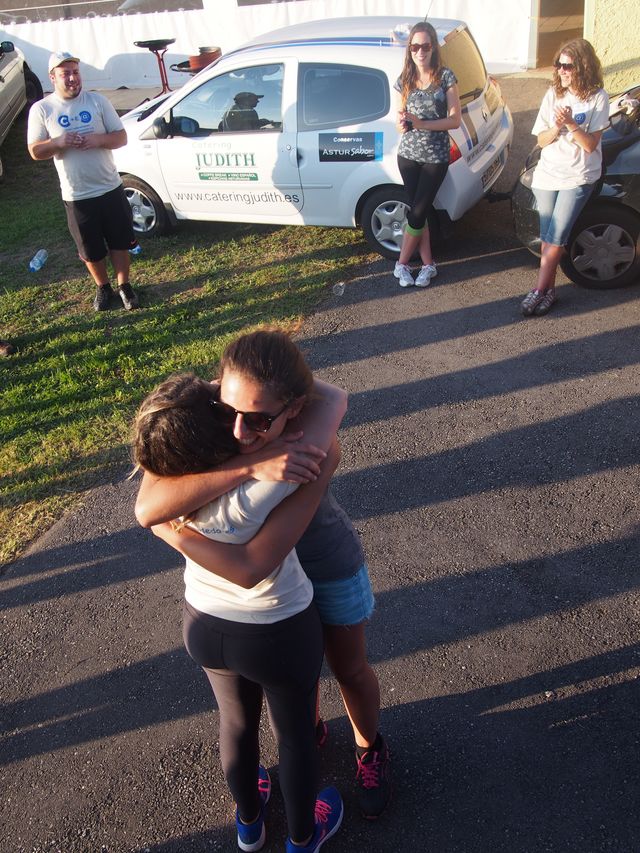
[29,249,48,272]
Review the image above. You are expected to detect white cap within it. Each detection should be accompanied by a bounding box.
[48,51,80,74]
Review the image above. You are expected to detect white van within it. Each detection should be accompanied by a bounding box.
[114,16,513,258]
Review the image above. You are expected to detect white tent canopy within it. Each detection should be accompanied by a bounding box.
[1,0,534,91]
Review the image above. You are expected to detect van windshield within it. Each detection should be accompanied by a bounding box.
[441,27,487,107]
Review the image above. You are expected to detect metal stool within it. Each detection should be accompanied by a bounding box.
[134,38,175,95]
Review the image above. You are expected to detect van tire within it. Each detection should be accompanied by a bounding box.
[361,187,410,259]
[122,175,170,237]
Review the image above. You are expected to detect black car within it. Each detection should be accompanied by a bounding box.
[512,84,640,289]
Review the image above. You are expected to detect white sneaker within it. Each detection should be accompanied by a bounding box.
[394,262,414,287]
[415,264,437,287]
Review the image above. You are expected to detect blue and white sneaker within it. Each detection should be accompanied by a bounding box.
[394,262,415,287]
[236,766,271,852]
[285,786,343,852]
[415,263,437,287]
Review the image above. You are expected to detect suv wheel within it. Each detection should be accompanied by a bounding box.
[122,175,169,237]
[561,204,640,289]
[361,187,410,259]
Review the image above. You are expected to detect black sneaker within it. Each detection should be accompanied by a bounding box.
[117,283,139,310]
[93,284,114,311]
[355,736,392,819]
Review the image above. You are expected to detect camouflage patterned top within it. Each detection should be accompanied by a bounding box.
[395,67,457,165]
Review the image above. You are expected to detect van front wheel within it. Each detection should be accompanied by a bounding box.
[122,175,170,237]
[361,188,410,259]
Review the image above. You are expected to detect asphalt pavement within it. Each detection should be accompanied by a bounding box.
[2,73,640,853]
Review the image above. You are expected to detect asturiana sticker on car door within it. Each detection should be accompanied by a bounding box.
[319,133,383,162]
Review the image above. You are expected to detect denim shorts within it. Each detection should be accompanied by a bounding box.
[533,184,595,246]
[311,564,375,626]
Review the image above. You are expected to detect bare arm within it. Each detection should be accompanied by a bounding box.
[79,128,127,150]
[402,83,462,132]
[151,440,341,587]
[29,132,76,160]
[135,446,313,527]
[134,378,347,527]
[538,106,603,153]
[29,128,127,160]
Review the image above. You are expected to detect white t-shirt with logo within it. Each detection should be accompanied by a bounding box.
[183,479,313,624]
[531,87,609,190]
[27,90,124,201]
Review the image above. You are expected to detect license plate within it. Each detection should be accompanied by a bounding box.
[481,153,503,188]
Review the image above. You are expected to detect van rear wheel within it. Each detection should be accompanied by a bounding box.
[361,187,410,259]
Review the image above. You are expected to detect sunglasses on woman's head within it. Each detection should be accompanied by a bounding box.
[210,397,290,433]
[410,42,432,53]
[554,61,574,71]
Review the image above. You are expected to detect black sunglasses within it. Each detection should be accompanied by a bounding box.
[210,397,290,433]
[410,42,432,53]
[554,61,575,71]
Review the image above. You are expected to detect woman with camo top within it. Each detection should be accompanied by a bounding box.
[393,21,461,288]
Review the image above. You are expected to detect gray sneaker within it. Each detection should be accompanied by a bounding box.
[533,288,556,316]
[520,289,545,316]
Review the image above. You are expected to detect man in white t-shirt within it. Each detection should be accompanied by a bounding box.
[27,52,139,312]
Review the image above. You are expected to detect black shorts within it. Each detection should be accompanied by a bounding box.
[64,185,135,263]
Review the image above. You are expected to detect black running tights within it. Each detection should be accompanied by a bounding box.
[397,155,448,232]
[182,601,324,841]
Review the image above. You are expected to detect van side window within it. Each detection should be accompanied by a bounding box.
[168,63,284,136]
[298,64,389,131]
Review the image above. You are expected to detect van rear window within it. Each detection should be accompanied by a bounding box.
[299,64,389,131]
[441,27,488,107]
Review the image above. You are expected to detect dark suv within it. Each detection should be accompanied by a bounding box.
[512,84,640,289]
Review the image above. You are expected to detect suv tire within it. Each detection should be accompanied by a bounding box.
[24,68,43,107]
[561,203,640,289]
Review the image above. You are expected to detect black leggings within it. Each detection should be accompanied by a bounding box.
[398,155,448,232]
[183,601,324,841]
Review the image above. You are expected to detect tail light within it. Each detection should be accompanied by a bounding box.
[449,137,462,164]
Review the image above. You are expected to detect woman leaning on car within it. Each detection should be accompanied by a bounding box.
[393,21,461,289]
[521,38,609,317]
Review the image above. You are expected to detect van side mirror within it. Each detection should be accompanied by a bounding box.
[152,116,170,139]
[1,41,16,54]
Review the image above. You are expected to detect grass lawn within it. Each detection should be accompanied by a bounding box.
[0,111,374,565]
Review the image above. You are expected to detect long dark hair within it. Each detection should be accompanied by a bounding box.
[552,38,603,101]
[399,21,443,107]
[132,373,238,476]
[220,329,313,404]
